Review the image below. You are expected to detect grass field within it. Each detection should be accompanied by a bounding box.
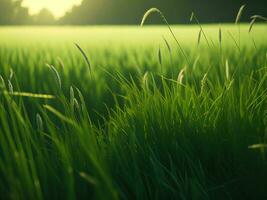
[0,24,267,199]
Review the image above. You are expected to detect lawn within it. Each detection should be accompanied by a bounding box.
[0,24,267,199]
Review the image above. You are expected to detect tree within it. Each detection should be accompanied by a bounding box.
[0,0,55,25]
[13,0,31,24]
[59,0,267,25]
[32,8,55,25]
[0,0,30,25]
[0,0,266,25]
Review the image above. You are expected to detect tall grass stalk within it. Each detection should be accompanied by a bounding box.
[141,8,190,65]
[235,5,246,49]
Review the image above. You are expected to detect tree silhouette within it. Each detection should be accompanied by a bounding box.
[0,0,266,25]
[0,0,56,25]
[32,8,55,25]
[59,0,267,25]
[0,0,30,24]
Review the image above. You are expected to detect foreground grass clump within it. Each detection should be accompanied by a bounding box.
[0,25,267,199]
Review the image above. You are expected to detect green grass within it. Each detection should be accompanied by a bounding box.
[0,24,267,199]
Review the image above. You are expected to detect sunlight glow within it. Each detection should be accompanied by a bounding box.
[22,0,82,18]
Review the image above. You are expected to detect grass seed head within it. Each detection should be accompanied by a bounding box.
[36,113,44,132]
[201,73,208,95]
[141,8,162,27]
[75,43,92,75]
[142,72,149,89]
[190,12,195,22]
[158,46,162,66]
[57,57,65,69]
[48,64,62,90]
[235,5,246,24]
[9,68,14,80]
[178,67,186,84]
[70,86,75,111]
[197,29,202,45]
[8,80,13,93]
[0,75,6,89]
[225,59,230,80]
[249,18,256,33]
[74,98,80,110]
[162,36,171,53]
[70,86,74,103]
[219,27,222,47]
[251,15,267,21]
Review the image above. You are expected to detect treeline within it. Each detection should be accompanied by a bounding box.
[1,0,267,25]
[0,0,55,25]
[60,0,267,24]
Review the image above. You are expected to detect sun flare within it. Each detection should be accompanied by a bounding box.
[22,0,82,18]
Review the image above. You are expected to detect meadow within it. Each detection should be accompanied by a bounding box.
[0,23,267,199]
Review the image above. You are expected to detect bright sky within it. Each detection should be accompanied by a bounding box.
[22,0,82,18]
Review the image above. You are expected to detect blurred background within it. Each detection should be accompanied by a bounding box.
[0,0,266,25]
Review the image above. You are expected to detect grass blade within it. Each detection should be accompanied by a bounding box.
[75,43,92,75]
[141,8,190,65]
[3,91,55,99]
[197,29,202,46]
[43,105,76,125]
